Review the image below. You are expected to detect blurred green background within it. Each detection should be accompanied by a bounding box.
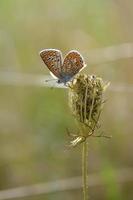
[0,0,133,199]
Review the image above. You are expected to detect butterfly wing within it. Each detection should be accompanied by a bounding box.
[39,49,63,79]
[62,50,86,78]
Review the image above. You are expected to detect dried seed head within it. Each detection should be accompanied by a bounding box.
[68,74,109,145]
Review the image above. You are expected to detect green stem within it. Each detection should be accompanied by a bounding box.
[82,140,88,200]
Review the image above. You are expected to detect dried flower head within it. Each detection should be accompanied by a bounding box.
[68,74,110,146]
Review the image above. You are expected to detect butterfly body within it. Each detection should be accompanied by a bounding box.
[39,49,86,84]
[57,74,73,84]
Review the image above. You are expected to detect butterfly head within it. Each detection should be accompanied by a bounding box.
[57,74,73,84]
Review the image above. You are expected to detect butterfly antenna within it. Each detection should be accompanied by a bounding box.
[45,78,57,82]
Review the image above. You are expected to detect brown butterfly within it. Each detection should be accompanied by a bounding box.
[39,49,86,84]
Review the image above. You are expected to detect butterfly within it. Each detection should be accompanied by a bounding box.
[39,49,86,84]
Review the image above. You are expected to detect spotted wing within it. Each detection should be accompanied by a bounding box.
[39,49,63,78]
[62,50,86,77]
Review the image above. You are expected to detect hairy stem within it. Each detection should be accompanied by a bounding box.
[82,140,88,200]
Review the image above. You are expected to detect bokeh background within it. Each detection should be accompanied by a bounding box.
[0,0,133,199]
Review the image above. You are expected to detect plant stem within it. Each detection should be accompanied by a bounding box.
[82,139,88,200]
